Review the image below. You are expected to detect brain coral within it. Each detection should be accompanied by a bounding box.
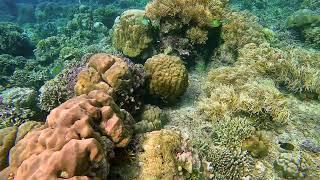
[144,54,188,102]
[75,53,146,114]
[0,90,134,179]
[112,9,154,58]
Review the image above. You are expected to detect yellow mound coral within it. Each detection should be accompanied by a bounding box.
[144,54,188,102]
[112,9,154,58]
[0,127,17,171]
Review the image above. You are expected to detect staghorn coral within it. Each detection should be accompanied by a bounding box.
[144,54,188,102]
[1,90,134,179]
[112,9,154,58]
[134,104,167,133]
[75,53,146,115]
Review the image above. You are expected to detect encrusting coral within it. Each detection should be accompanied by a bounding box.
[0,90,134,179]
[75,53,147,115]
[144,54,188,102]
[112,9,154,58]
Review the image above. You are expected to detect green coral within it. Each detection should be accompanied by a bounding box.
[1,87,37,109]
[0,105,36,128]
[0,23,34,57]
[286,9,320,29]
[112,9,154,58]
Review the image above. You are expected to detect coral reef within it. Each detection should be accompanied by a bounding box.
[112,9,154,58]
[144,54,188,102]
[0,23,34,57]
[134,105,166,133]
[0,105,36,128]
[0,90,134,179]
[0,87,37,108]
[75,53,146,115]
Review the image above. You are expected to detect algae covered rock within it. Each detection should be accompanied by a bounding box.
[144,54,188,102]
[286,9,320,29]
[112,9,154,58]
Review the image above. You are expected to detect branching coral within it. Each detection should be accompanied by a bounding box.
[210,117,255,147]
[112,9,154,58]
[205,146,254,179]
[1,87,37,109]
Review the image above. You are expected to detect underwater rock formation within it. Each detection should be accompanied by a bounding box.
[75,53,146,115]
[0,90,134,179]
[144,54,188,103]
[112,9,154,58]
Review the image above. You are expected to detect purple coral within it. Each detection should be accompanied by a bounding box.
[300,140,320,153]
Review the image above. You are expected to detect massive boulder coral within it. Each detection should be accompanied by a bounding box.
[144,54,188,102]
[75,53,146,114]
[112,9,154,58]
[0,90,134,179]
